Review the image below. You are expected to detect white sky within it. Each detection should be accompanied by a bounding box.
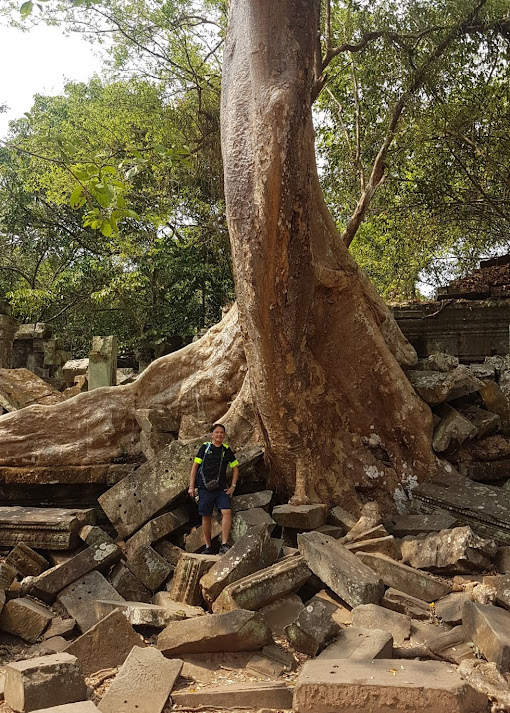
[0,23,102,139]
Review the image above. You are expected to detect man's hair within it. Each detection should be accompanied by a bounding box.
[211,423,226,432]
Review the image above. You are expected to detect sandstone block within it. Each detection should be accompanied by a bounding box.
[435,591,471,625]
[43,617,75,640]
[26,637,69,656]
[285,596,340,655]
[315,524,344,538]
[97,646,182,713]
[125,545,172,591]
[246,653,285,677]
[272,504,327,530]
[184,519,222,553]
[109,563,152,603]
[57,571,124,633]
[212,555,311,613]
[327,506,357,534]
[400,526,497,574]
[382,588,430,620]
[293,659,488,713]
[390,512,459,537]
[318,627,393,660]
[462,600,510,671]
[64,609,144,677]
[231,490,273,513]
[94,600,184,628]
[124,508,188,558]
[351,603,411,645]
[314,590,352,626]
[433,404,478,452]
[200,524,277,606]
[169,553,218,606]
[349,524,389,543]
[231,508,276,542]
[0,598,54,643]
[153,540,185,566]
[152,592,205,618]
[32,704,99,713]
[78,526,114,549]
[31,542,121,602]
[6,544,49,577]
[0,562,18,589]
[4,653,86,712]
[259,594,304,637]
[157,609,272,656]
[357,552,452,602]
[407,366,482,406]
[346,535,399,558]
[415,353,459,372]
[172,681,292,709]
[496,547,510,573]
[298,532,383,608]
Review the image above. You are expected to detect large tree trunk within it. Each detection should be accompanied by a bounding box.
[221,0,438,510]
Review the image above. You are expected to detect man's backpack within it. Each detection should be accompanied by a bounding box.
[199,441,226,491]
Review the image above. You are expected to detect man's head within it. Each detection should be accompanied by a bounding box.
[210,423,226,446]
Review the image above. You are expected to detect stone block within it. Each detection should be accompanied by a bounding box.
[32,705,99,713]
[27,637,69,656]
[298,532,383,608]
[6,544,49,577]
[390,512,459,537]
[93,600,184,628]
[153,540,185,566]
[200,524,278,606]
[349,524,389,542]
[172,681,292,709]
[351,603,411,645]
[4,653,86,712]
[0,369,65,413]
[285,596,340,655]
[293,659,488,713]
[169,553,218,606]
[212,555,311,613]
[62,358,89,388]
[43,617,76,640]
[152,592,205,619]
[318,627,393,660]
[495,547,510,573]
[400,526,497,574]
[31,542,121,602]
[381,588,430,620]
[433,404,478,452]
[435,591,471,625]
[88,335,117,390]
[346,535,399,559]
[157,609,272,656]
[327,506,357,534]
[125,508,188,558]
[480,380,510,434]
[314,590,352,626]
[65,609,144,677]
[415,353,459,372]
[0,598,54,643]
[272,504,327,530]
[109,563,152,603]
[97,646,182,713]
[407,366,482,406]
[462,600,510,671]
[125,545,172,591]
[57,571,125,633]
[315,524,344,538]
[459,405,501,439]
[231,508,276,542]
[231,490,273,513]
[259,594,304,638]
[0,562,18,589]
[133,408,178,434]
[184,519,222,553]
[357,552,452,602]
[78,526,114,549]
[246,653,285,677]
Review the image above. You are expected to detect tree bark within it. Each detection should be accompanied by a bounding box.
[221,0,437,510]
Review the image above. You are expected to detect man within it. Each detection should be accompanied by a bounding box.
[189,423,239,555]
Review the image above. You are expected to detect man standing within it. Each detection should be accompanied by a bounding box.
[189,423,239,554]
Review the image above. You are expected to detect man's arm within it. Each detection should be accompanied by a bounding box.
[189,461,199,497]
[225,464,239,496]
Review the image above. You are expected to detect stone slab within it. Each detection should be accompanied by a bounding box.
[157,609,272,656]
[153,540,185,566]
[152,592,205,618]
[171,681,293,709]
[298,532,383,608]
[382,588,431,620]
[169,553,219,606]
[231,490,273,513]
[318,627,393,660]
[125,545,172,591]
[109,563,152,603]
[98,646,182,713]
[65,609,144,677]
[6,544,49,577]
[0,507,94,550]
[43,617,76,640]
[259,594,304,638]
[0,368,65,412]
[184,519,222,553]
[357,552,452,602]
[390,513,460,537]
[293,659,488,713]
[0,598,54,643]
[435,591,471,624]
[327,506,357,534]
[32,705,99,713]
[285,596,340,656]
[94,600,185,628]
[462,600,510,671]
[231,508,276,543]
[272,504,327,530]
[4,653,86,713]
[400,526,497,574]
[124,508,189,558]
[57,571,125,633]
[346,535,399,559]
[352,603,411,645]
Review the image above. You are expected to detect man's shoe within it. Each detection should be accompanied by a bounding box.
[218,543,230,555]
[203,546,213,555]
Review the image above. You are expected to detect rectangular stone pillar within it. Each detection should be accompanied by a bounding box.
[88,336,117,390]
[0,312,19,369]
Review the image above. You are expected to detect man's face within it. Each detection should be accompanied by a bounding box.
[211,426,225,445]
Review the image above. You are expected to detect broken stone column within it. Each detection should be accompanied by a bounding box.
[169,552,219,606]
[88,336,117,390]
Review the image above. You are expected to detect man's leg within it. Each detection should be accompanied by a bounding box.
[220,508,232,545]
[202,515,212,547]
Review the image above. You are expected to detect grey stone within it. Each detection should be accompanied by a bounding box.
[400,526,497,574]
[357,552,452,602]
[415,353,459,372]
[435,592,472,625]
[97,646,182,713]
[171,681,292,710]
[64,609,144,677]
[496,547,510,573]
[285,597,340,655]
[390,513,459,537]
[88,335,117,390]
[259,594,304,637]
[4,653,86,713]
[382,588,431,620]
[407,366,482,406]
[272,504,327,531]
[231,508,276,543]
[27,637,69,656]
[125,545,172,591]
[109,563,152,603]
[78,526,114,549]
[157,609,272,656]
[200,524,278,606]
[351,603,411,645]
[462,600,510,671]
[185,519,222,553]
[124,508,188,558]
[346,535,399,559]
[152,592,206,619]
[57,571,124,633]
[43,617,75,640]
[0,598,54,643]
[459,405,501,439]
[6,544,49,577]
[433,405,478,452]
[293,659,488,713]
[153,540,185,566]
[32,705,99,713]
[298,532,383,608]
[93,600,185,628]
[212,555,311,613]
[169,553,219,606]
[327,506,358,534]
[318,627,393,660]
[231,490,273,513]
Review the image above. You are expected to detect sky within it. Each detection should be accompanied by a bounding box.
[0,22,102,139]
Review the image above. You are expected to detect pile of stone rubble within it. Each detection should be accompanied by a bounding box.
[0,442,509,713]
